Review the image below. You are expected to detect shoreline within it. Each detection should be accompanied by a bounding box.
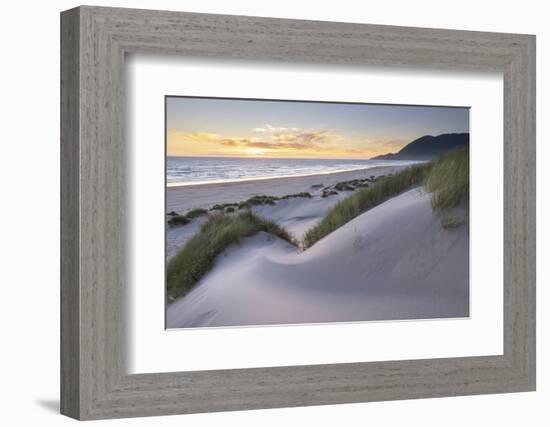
[167,162,420,188]
[166,165,407,213]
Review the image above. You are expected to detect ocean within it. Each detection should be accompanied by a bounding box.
[167,156,418,186]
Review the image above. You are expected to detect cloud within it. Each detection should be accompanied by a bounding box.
[221,137,258,147]
[253,124,292,132]
[271,130,336,144]
[238,140,362,154]
[259,126,344,147]
[254,124,305,133]
[218,139,323,152]
[220,139,237,146]
[171,132,262,146]
[169,126,386,157]
[190,124,345,153]
[244,141,277,149]
[265,124,288,132]
[173,125,346,149]
[170,131,224,143]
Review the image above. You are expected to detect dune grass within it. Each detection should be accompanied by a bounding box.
[281,192,312,200]
[167,208,208,227]
[167,211,297,299]
[303,164,431,248]
[210,202,238,212]
[167,215,190,227]
[303,148,469,247]
[185,208,208,219]
[424,146,469,211]
[238,195,279,210]
[424,146,469,227]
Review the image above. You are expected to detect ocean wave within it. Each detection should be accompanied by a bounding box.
[166,156,420,187]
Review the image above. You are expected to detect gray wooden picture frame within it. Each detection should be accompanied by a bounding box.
[60,5,536,420]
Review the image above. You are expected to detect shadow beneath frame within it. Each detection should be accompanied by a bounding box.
[35,399,59,414]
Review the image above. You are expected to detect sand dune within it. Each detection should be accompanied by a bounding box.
[166,217,206,260]
[166,165,403,258]
[166,188,469,328]
[166,190,348,260]
[251,192,351,240]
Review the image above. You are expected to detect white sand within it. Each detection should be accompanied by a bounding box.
[166,165,402,258]
[166,188,469,328]
[166,165,405,213]
[251,192,352,240]
[166,193,350,260]
[166,217,206,260]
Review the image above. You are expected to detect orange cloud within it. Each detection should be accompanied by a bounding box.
[167,127,408,159]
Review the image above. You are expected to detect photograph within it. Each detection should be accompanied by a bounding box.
[164,97,470,328]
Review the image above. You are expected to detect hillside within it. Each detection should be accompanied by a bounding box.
[372,133,469,160]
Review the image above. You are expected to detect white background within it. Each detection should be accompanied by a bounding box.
[128,57,503,373]
[0,0,547,426]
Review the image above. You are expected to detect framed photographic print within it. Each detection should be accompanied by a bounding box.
[61,6,536,420]
[164,97,471,329]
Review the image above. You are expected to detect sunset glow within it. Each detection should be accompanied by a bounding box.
[167,97,469,159]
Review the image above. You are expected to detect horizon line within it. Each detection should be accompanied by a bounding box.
[167,154,376,161]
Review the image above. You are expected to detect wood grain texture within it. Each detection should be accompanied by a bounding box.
[60,6,536,420]
[60,7,80,419]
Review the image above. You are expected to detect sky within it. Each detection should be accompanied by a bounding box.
[166,97,469,159]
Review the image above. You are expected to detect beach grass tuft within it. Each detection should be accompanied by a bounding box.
[185,208,208,219]
[238,195,279,209]
[334,182,355,192]
[303,164,430,248]
[424,146,469,211]
[423,146,469,228]
[167,211,297,299]
[322,189,338,198]
[168,215,190,227]
[281,192,312,200]
[210,202,238,211]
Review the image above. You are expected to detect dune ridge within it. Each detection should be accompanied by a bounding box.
[166,165,401,259]
[166,188,469,328]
